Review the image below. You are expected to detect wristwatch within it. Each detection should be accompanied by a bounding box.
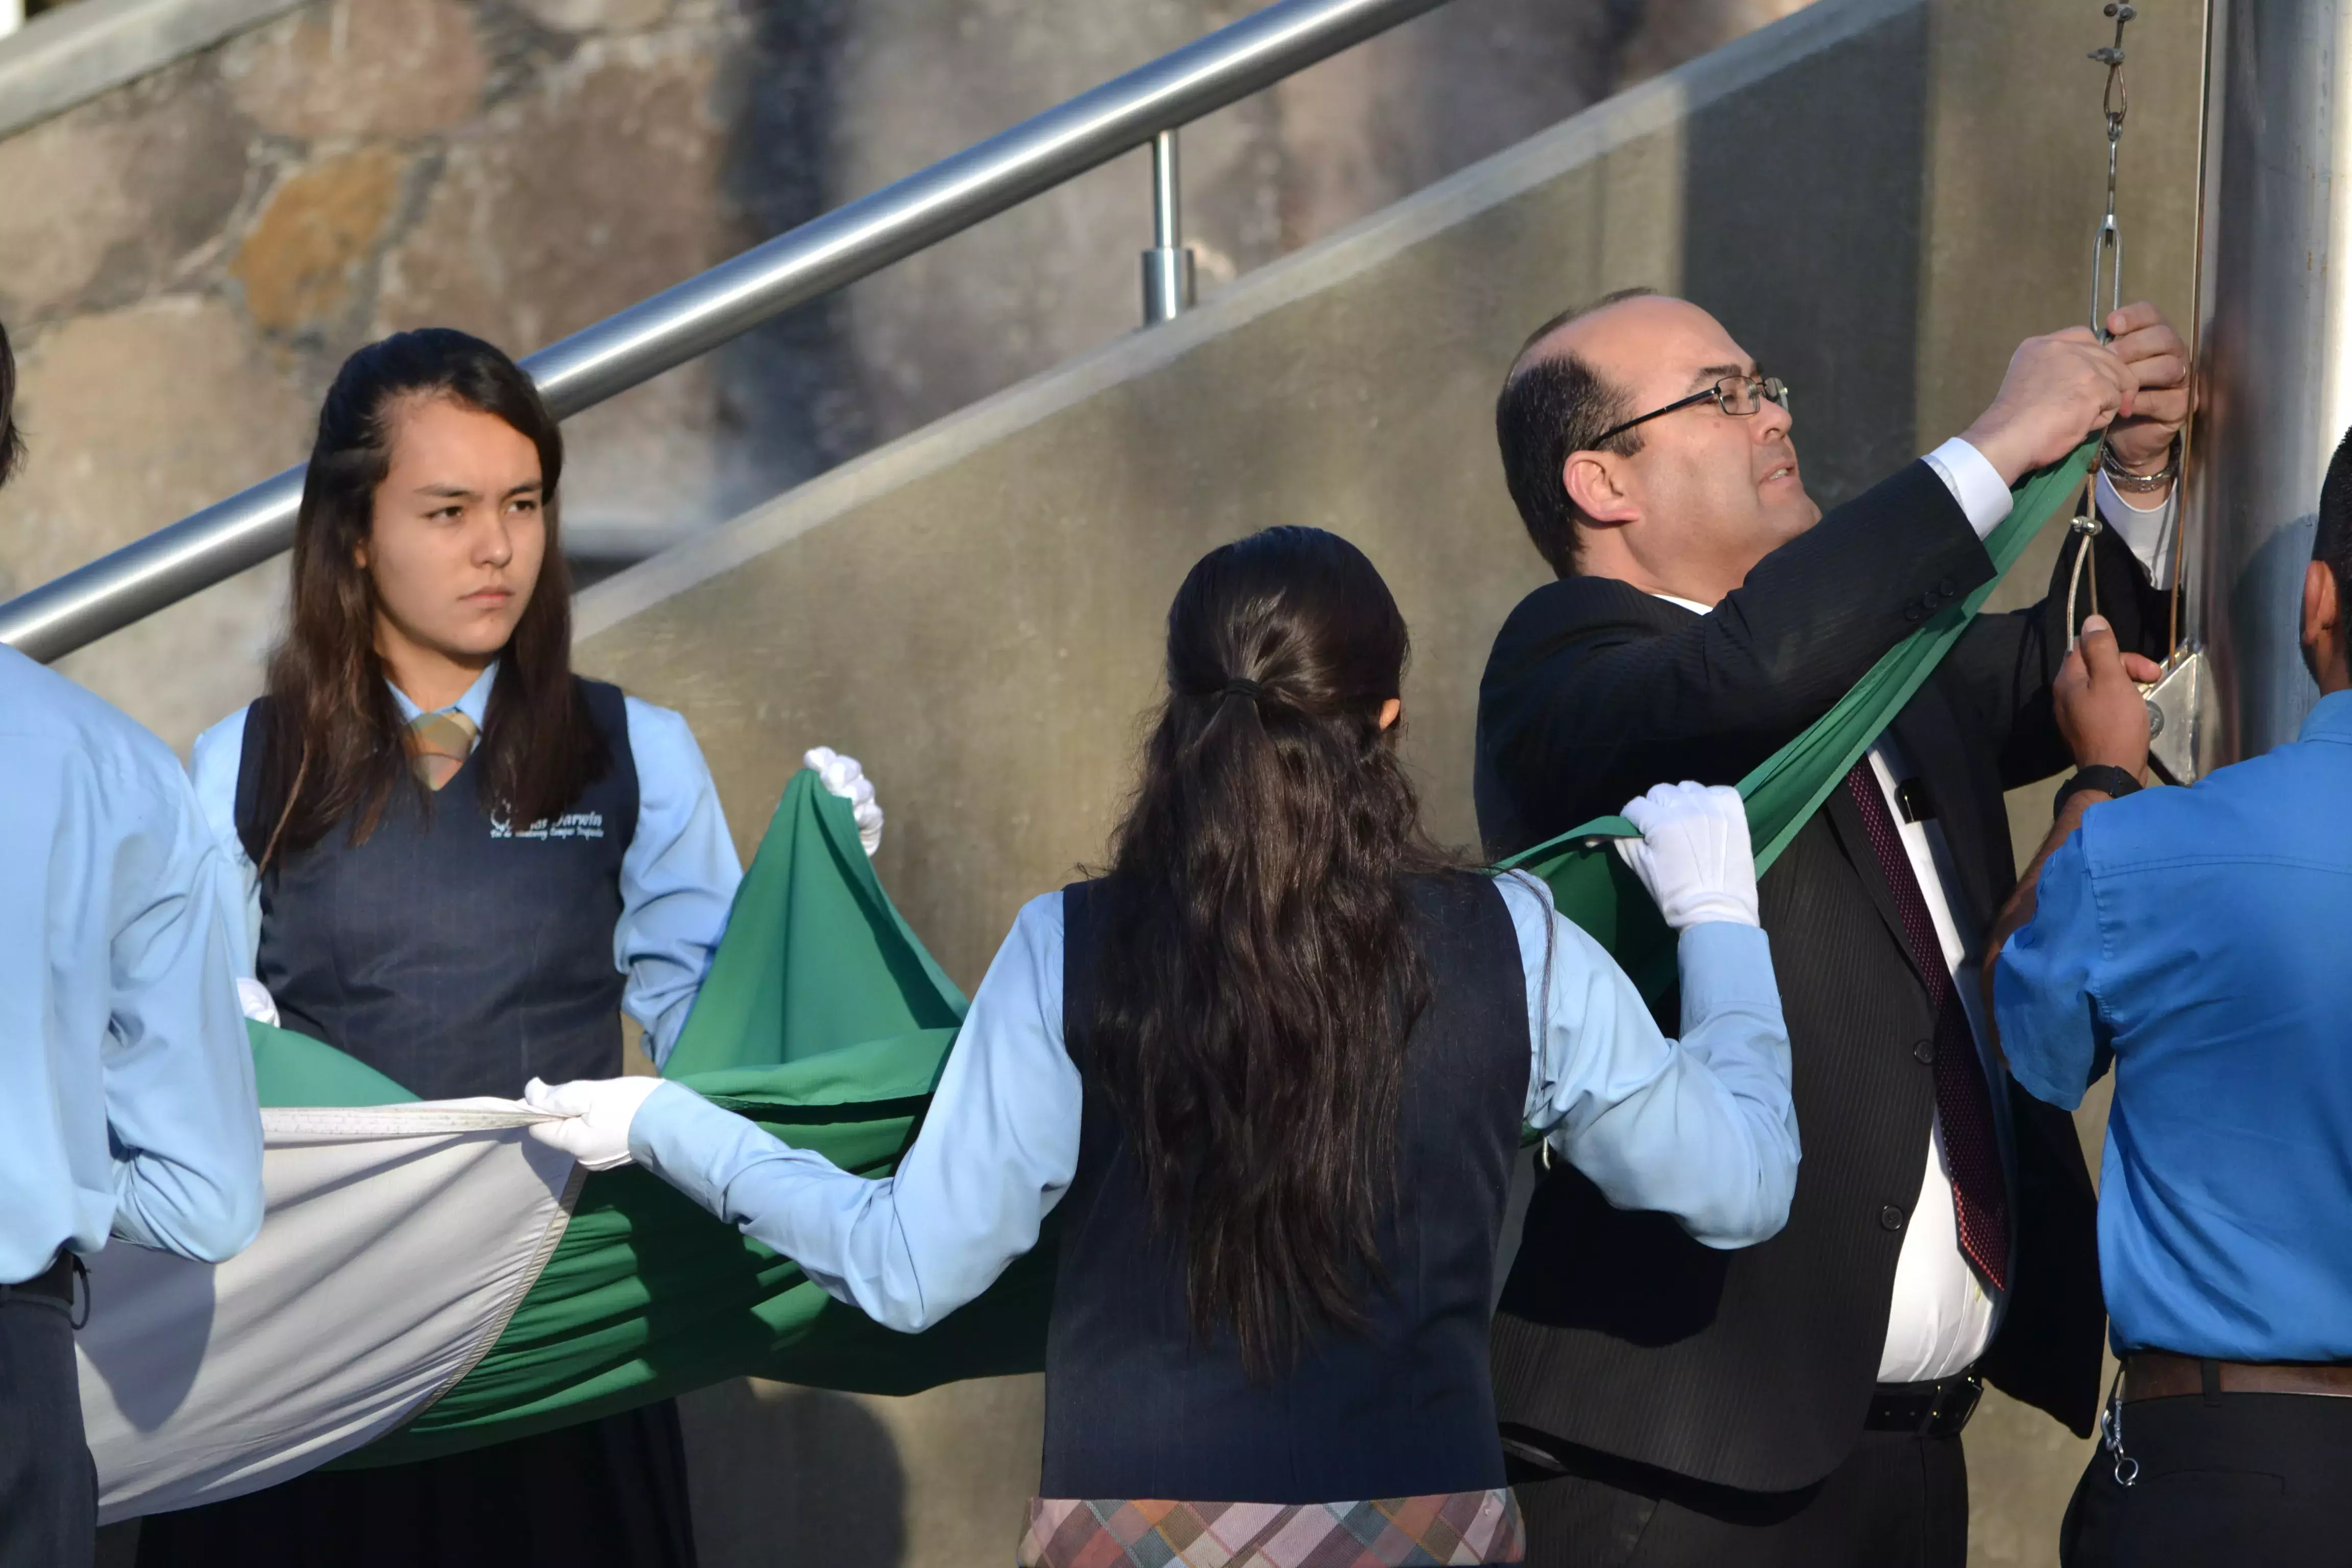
[2101,435,2180,494]
[2054,764,2143,819]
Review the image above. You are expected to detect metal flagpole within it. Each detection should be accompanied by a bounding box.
[2183,0,2352,770]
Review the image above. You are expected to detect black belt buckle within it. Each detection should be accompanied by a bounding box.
[1868,1373,1982,1438]
[1925,1373,1982,1436]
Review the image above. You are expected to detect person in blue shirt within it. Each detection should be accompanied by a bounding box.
[1988,428,2352,1567]
[526,525,1801,1568]
[136,329,878,1568]
[0,320,265,1568]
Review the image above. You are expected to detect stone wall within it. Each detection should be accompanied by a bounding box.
[0,0,1804,756]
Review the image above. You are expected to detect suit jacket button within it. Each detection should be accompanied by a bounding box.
[1903,604,1925,623]
[1938,577,1958,597]
[1913,1039,1935,1064]
[1879,1205,1906,1232]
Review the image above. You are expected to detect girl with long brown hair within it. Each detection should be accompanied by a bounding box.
[529,526,1800,1565]
[139,328,881,1567]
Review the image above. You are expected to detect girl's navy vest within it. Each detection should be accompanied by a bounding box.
[232,679,639,1101]
[1046,871,1529,1503]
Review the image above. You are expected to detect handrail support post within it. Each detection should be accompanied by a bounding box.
[1142,129,1196,324]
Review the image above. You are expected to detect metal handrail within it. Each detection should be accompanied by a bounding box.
[0,0,1454,662]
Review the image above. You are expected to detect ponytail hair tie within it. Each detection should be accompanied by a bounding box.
[1222,678,1264,702]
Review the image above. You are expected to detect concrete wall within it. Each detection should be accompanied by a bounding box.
[0,0,1799,758]
[570,0,2207,1563]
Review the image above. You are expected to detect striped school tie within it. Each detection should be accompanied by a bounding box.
[404,709,480,792]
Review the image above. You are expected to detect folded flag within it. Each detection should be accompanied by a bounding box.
[80,772,1050,1522]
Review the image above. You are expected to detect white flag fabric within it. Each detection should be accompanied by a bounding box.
[79,1101,579,1523]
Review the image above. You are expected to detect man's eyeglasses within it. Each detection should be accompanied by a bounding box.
[1591,374,1791,448]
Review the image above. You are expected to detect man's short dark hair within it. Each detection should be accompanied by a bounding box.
[1494,287,1657,577]
[0,319,21,490]
[2318,426,2352,616]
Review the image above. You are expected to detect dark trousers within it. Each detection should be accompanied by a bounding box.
[0,1289,95,1568]
[2061,1392,2352,1566]
[1514,1428,1967,1568]
[136,1400,699,1568]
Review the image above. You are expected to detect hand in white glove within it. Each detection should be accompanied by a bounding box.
[522,1076,667,1171]
[235,977,281,1027]
[1611,781,1760,930]
[804,746,884,857]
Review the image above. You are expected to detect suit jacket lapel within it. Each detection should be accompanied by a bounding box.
[1820,769,1933,995]
[1823,691,2013,1040]
[1889,685,1999,937]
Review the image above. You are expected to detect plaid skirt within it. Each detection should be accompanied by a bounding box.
[1020,1489,1524,1568]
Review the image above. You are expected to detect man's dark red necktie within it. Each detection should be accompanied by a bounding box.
[1843,763,2010,1291]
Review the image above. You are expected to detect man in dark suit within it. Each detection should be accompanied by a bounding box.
[1475,289,2190,1567]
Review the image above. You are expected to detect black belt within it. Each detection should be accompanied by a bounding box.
[1865,1373,1981,1437]
[0,1253,86,1324]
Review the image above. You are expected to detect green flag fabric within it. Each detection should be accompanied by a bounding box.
[1497,440,2099,1001]
[368,773,1058,1464]
[233,773,1056,1468]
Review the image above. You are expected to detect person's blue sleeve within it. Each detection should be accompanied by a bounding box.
[1499,871,1799,1249]
[617,698,744,1067]
[1994,830,2109,1111]
[103,744,265,1263]
[628,891,1079,1331]
[187,708,259,978]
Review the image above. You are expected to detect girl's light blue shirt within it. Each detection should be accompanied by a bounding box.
[629,873,1800,1334]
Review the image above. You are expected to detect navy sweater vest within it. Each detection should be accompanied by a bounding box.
[233,679,639,1101]
[1043,872,1529,1503]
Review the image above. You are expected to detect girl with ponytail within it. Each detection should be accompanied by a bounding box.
[529,526,1801,1565]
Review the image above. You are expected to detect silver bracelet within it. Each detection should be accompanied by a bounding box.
[2101,436,2180,493]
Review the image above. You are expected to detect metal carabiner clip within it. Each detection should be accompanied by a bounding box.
[2099,1369,2140,1487]
[2090,208,2123,341]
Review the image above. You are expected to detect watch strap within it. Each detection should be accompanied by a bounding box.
[2055,764,2143,820]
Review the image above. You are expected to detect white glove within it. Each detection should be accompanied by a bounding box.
[522,1076,667,1171]
[804,746,884,857]
[1611,781,1760,930]
[235,977,281,1027]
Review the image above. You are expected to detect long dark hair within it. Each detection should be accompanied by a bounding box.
[253,328,604,866]
[1089,526,1452,1378]
[0,318,25,487]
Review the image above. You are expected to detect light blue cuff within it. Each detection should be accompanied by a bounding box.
[627,1079,731,1188]
[1674,921,1781,1020]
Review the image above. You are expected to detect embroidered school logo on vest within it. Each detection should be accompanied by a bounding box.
[488,811,607,841]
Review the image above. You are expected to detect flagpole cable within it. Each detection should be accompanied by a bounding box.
[2069,1,2139,648]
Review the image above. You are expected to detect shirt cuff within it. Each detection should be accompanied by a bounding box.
[1675,921,1782,1026]
[626,1079,731,1196]
[1922,438,2013,541]
[2095,470,2178,589]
